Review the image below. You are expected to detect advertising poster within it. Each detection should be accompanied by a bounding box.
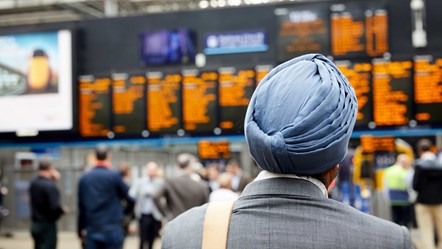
[0,30,73,133]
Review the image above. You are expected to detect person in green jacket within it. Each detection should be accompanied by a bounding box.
[383,154,413,227]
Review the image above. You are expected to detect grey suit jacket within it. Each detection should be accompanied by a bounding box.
[154,174,209,221]
[162,177,413,249]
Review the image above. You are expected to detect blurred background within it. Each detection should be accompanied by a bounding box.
[0,0,441,248]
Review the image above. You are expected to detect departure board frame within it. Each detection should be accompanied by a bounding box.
[275,2,330,62]
[413,55,442,125]
[255,64,273,86]
[182,69,219,134]
[146,71,183,135]
[371,58,414,127]
[198,140,231,159]
[78,74,113,138]
[218,66,256,134]
[330,0,389,59]
[111,73,147,136]
[335,60,373,128]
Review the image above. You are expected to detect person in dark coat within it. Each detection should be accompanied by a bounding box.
[413,139,442,249]
[29,159,65,249]
[78,146,133,249]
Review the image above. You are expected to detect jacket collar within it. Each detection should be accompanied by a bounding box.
[239,176,327,201]
[254,171,328,196]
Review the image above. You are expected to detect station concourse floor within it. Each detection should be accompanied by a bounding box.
[0,231,161,249]
[0,229,424,249]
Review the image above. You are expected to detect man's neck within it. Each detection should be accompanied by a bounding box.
[96,160,110,168]
[38,171,52,179]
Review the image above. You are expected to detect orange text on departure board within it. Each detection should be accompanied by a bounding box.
[372,61,412,126]
[219,69,254,107]
[360,135,395,153]
[414,58,442,104]
[147,73,180,132]
[255,65,273,86]
[112,76,145,133]
[79,77,111,137]
[331,13,364,56]
[198,140,230,159]
[332,9,388,57]
[280,18,326,53]
[182,72,217,131]
[113,76,145,115]
[366,10,388,57]
[219,69,255,129]
[337,62,371,120]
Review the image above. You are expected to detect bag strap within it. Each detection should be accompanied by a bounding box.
[202,200,235,249]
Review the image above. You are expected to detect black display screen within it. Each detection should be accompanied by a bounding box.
[112,74,146,135]
[79,75,112,137]
[276,3,330,62]
[414,55,442,124]
[146,72,182,133]
[182,69,218,133]
[218,67,255,133]
[372,59,413,126]
[336,60,373,127]
[330,1,388,58]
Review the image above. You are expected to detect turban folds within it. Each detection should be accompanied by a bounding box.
[245,54,357,175]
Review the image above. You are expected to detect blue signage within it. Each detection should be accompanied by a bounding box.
[204,30,268,55]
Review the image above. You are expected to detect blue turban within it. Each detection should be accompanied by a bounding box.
[245,54,357,175]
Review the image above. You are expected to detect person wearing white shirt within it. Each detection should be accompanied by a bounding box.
[129,162,162,249]
[209,172,239,202]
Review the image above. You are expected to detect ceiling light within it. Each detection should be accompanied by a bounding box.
[199,0,209,8]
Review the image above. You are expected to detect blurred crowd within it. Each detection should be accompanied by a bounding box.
[26,146,250,249]
[382,139,442,249]
[0,137,439,249]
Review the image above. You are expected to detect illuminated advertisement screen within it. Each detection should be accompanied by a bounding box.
[0,30,73,133]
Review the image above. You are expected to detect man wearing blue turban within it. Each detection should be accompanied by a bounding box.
[161,54,413,249]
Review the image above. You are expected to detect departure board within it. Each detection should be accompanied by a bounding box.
[146,72,181,133]
[372,59,413,126]
[336,61,372,127]
[414,56,442,124]
[182,70,218,133]
[112,74,146,135]
[218,67,255,132]
[276,4,329,61]
[79,75,112,137]
[331,2,388,58]
[198,140,230,159]
[360,136,395,153]
[255,65,273,86]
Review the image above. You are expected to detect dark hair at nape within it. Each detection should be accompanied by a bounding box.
[227,158,241,168]
[417,139,432,152]
[95,145,109,161]
[38,159,52,170]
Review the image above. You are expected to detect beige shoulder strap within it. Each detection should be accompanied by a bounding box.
[202,200,235,249]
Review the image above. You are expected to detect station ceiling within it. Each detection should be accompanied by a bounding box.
[0,0,321,27]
